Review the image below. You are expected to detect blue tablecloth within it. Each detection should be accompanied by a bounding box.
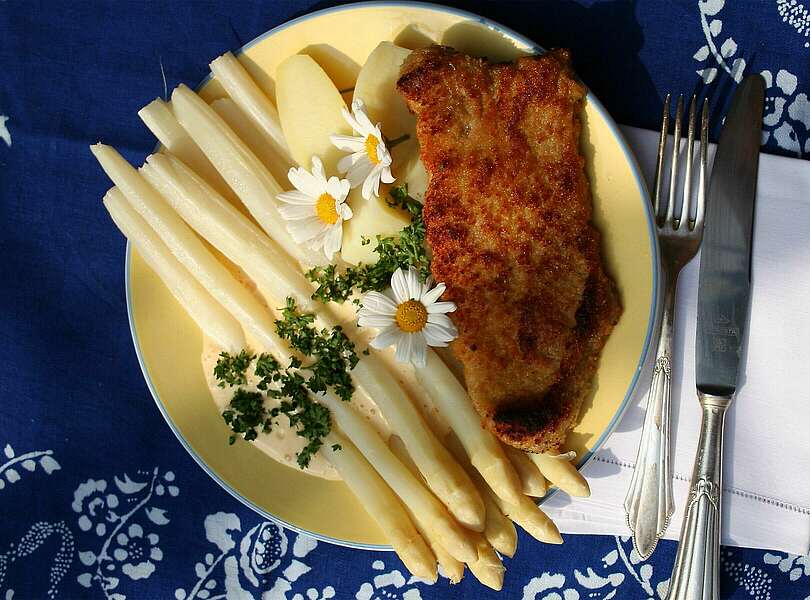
[2,1,809,598]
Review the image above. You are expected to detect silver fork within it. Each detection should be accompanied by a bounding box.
[624,94,709,559]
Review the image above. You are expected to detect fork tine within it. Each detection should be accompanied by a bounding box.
[693,99,709,230]
[678,96,697,229]
[653,94,671,222]
[666,95,684,228]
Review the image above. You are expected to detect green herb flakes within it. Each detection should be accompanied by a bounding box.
[306,184,431,303]
[213,349,255,387]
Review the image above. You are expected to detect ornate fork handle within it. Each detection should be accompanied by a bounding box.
[665,392,731,600]
[624,271,678,559]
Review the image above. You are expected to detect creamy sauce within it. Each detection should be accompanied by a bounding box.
[202,292,457,481]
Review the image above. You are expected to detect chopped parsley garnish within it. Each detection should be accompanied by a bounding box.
[222,388,269,444]
[306,184,431,304]
[213,350,255,387]
[276,298,359,402]
[220,300,359,468]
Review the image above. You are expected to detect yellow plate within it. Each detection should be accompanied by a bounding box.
[126,2,659,549]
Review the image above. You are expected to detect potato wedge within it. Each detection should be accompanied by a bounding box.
[276,54,349,175]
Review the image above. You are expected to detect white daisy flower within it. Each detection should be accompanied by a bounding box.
[330,98,395,201]
[358,266,458,368]
[277,156,353,260]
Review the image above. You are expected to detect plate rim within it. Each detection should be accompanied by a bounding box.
[125,0,661,551]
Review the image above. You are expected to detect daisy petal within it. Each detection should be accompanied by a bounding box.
[390,268,409,304]
[405,267,422,300]
[278,204,316,221]
[330,134,366,153]
[362,167,380,200]
[380,166,396,184]
[337,152,358,175]
[426,301,457,314]
[360,291,398,315]
[369,325,403,349]
[355,111,376,136]
[421,282,446,305]
[286,217,327,243]
[341,107,364,134]
[394,332,414,364]
[358,312,398,328]
[277,190,315,206]
[340,178,351,199]
[347,158,374,189]
[310,156,327,182]
[323,223,343,259]
[423,321,456,345]
[325,177,344,202]
[339,203,353,221]
[288,167,323,197]
[426,313,459,338]
[422,324,450,347]
[410,334,427,368]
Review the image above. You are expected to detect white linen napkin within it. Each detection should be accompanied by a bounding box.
[541,125,810,555]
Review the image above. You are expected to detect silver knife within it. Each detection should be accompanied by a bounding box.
[665,74,765,600]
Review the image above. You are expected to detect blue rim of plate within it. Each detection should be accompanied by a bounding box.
[125,0,661,552]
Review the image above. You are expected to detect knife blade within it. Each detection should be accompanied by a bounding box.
[667,75,766,600]
[695,74,765,396]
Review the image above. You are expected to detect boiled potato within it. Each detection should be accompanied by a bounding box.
[342,185,410,265]
[353,42,414,140]
[341,43,423,265]
[353,41,427,201]
[276,54,350,175]
[392,140,428,202]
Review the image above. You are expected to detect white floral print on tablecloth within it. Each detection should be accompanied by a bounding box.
[0,114,10,147]
[693,0,810,156]
[0,443,60,489]
[174,512,319,600]
[73,468,177,599]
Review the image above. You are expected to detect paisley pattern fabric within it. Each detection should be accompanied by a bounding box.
[1,1,809,598]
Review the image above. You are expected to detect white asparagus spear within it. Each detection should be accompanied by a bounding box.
[209,52,291,157]
[389,436,505,590]
[91,144,476,560]
[142,151,485,531]
[94,145,478,564]
[323,432,436,582]
[446,433,560,545]
[528,452,590,498]
[170,84,324,267]
[210,97,292,189]
[137,98,233,201]
[90,144,286,357]
[317,391,477,564]
[440,433,517,557]
[103,187,245,352]
[387,436,465,584]
[421,351,524,506]
[502,444,548,497]
[164,87,508,523]
[468,536,506,591]
[477,481,518,558]
[489,489,563,545]
[140,153,306,311]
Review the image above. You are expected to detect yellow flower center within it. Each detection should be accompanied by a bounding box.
[395,300,428,333]
[365,134,381,165]
[315,193,339,225]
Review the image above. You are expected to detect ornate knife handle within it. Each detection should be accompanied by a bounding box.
[666,392,732,600]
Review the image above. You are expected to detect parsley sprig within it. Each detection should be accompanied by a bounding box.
[276,298,359,402]
[213,349,255,387]
[215,300,359,468]
[306,184,430,304]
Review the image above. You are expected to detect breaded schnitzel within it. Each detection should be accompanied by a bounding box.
[397,46,621,453]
